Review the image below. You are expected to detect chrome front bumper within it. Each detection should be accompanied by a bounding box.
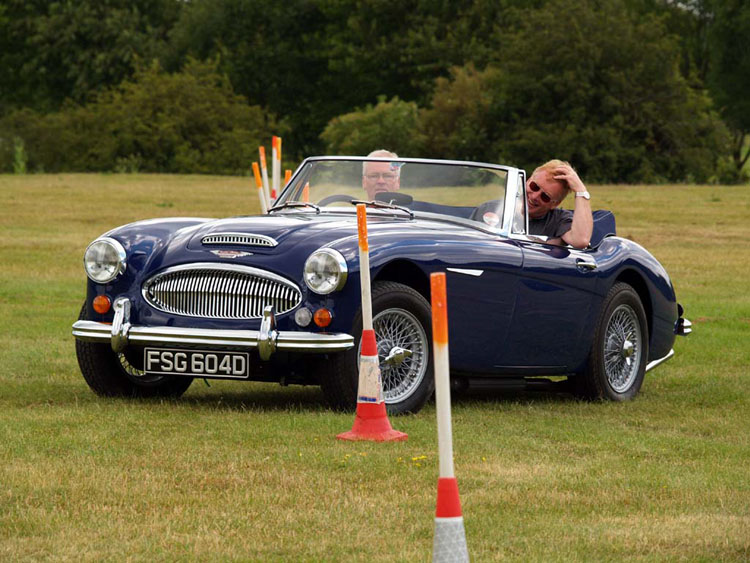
[72,298,354,360]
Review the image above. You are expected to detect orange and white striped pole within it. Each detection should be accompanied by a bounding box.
[430,272,469,562]
[337,204,407,442]
[284,169,292,188]
[302,182,310,204]
[271,136,281,205]
[259,146,271,209]
[251,162,268,214]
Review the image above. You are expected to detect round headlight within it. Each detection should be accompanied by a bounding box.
[303,249,347,294]
[84,237,127,283]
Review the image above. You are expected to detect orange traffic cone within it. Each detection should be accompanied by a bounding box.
[336,329,408,442]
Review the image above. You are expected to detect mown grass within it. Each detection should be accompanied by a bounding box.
[1,174,749,561]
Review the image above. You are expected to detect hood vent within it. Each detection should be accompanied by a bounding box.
[201,232,278,247]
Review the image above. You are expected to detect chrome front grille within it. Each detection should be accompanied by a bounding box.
[201,233,278,247]
[142,263,300,319]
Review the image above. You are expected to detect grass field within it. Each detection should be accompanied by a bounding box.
[1,174,749,561]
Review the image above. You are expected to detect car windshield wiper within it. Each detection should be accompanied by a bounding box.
[350,199,414,219]
[268,201,321,214]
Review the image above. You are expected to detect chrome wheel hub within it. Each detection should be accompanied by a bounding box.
[361,308,428,404]
[603,304,642,393]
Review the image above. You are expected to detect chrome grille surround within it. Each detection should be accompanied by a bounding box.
[201,233,278,247]
[142,263,301,319]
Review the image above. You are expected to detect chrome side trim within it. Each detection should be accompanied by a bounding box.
[446,268,484,277]
[72,320,354,354]
[201,232,278,247]
[645,348,674,372]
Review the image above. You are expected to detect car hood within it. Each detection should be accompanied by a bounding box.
[110,211,493,280]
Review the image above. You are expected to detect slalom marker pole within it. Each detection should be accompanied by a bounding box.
[272,136,281,205]
[259,146,271,209]
[357,204,373,331]
[284,169,292,187]
[430,272,469,562]
[252,162,268,214]
[302,182,310,203]
[432,272,453,479]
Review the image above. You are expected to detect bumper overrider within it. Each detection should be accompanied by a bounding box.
[72,297,355,360]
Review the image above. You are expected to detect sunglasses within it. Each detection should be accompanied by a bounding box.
[364,172,398,181]
[529,181,556,204]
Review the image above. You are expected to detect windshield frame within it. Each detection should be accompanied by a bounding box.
[277,156,526,238]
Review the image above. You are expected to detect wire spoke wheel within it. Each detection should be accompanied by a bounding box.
[603,304,643,393]
[364,308,428,404]
[117,352,167,385]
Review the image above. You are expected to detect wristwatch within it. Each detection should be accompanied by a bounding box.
[575,190,591,200]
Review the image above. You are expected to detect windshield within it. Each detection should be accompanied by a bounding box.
[275,158,511,231]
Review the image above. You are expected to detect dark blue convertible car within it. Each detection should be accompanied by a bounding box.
[72,157,690,414]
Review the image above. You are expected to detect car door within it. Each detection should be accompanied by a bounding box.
[499,238,600,371]
[443,237,524,375]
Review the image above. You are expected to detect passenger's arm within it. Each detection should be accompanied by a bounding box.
[555,165,592,249]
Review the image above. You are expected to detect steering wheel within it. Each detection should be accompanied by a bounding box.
[317,194,356,206]
[470,199,504,227]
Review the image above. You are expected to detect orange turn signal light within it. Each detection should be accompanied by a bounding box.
[93,295,112,314]
[313,308,332,328]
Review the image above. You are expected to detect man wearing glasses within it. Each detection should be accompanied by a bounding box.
[363,149,401,200]
[526,159,593,249]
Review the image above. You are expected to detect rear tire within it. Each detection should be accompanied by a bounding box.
[75,303,193,398]
[577,283,649,401]
[319,281,434,415]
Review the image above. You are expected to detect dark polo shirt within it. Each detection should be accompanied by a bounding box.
[528,208,573,238]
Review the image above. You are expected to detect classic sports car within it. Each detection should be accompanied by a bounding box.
[72,156,690,414]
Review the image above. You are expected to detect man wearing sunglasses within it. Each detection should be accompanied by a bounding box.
[526,159,592,249]
[363,149,401,200]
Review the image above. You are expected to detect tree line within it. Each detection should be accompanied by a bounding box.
[0,0,747,182]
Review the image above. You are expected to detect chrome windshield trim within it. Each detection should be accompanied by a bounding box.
[72,320,354,353]
[298,155,517,174]
[645,348,674,372]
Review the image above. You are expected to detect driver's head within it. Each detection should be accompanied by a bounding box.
[526,159,570,219]
[363,149,401,200]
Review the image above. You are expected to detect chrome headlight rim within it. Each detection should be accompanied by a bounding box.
[303,248,348,295]
[84,237,127,284]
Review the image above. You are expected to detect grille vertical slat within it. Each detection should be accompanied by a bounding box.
[143,264,301,319]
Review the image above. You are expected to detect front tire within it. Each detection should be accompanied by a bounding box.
[577,283,649,400]
[320,281,434,415]
[75,303,193,398]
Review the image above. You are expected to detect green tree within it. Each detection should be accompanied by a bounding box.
[0,59,279,174]
[481,0,729,182]
[320,96,424,156]
[706,0,750,178]
[0,0,182,114]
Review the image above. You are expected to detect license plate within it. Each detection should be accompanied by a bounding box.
[144,348,250,379]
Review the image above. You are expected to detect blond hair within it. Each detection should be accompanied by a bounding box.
[533,159,573,197]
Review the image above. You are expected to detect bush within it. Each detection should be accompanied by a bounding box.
[320,96,424,157]
[0,59,279,174]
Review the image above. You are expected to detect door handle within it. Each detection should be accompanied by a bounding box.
[576,258,597,271]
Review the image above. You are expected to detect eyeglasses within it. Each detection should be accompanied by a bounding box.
[529,181,556,204]
[364,172,398,181]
